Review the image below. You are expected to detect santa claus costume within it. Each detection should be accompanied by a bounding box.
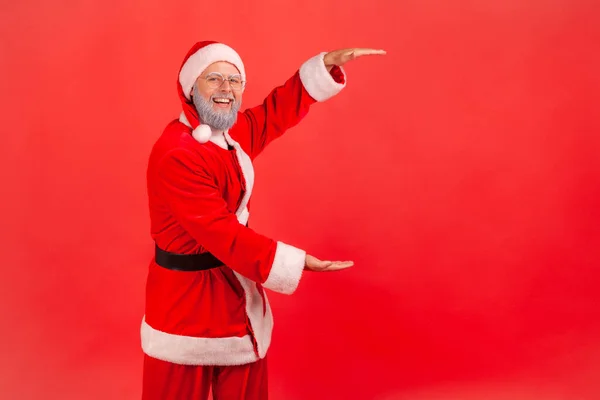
[142,41,346,399]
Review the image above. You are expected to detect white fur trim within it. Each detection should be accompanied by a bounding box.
[225,132,255,220]
[179,111,192,128]
[299,52,346,102]
[263,242,306,295]
[179,43,246,100]
[210,132,229,149]
[237,207,250,226]
[140,318,258,366]
[233,273,274,358]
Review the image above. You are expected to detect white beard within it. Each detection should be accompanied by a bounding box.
[192,83,241,131]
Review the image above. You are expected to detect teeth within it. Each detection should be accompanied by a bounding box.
[214,98,231,103]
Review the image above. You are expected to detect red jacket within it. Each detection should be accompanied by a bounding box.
[142,53,346,366]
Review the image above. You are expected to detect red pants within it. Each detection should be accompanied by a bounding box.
[142,355,268,400]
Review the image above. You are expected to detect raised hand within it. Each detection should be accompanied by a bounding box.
[304,254,354,272]
[323,48,386,71]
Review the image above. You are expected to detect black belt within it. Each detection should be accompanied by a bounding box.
[155,244,224,271]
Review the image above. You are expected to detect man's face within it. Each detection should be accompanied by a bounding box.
[190,61,244,131]
[193,61,244,112]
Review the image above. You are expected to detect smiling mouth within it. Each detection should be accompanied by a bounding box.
[213,98,232,105]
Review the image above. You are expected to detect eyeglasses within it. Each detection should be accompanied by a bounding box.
[200,72,246,91]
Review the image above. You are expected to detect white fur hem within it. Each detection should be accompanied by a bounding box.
[225,132,255,224]
[233,273,274,358]
[262,242,306,295]
[299,52,346,102]
[141,318,259,366]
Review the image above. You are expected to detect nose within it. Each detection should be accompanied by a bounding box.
[219,80,233,92]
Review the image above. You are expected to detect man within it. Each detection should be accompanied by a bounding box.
[142,41,385,399]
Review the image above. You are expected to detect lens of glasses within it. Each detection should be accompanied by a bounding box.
[205,75,224,88]
[228,76,244,90]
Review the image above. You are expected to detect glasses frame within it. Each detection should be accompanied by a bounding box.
[200,72,246,91]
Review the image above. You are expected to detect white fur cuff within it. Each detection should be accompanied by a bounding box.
[299,52,346,102]
[262,242,306,295]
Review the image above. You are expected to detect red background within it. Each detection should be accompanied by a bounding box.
[2,0,599,399]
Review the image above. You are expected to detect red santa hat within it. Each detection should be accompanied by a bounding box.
[177,41,246,143]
